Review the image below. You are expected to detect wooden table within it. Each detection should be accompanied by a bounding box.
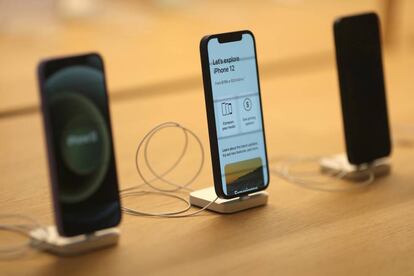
[1,1,414,275]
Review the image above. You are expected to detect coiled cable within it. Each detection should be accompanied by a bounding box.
[120,122,218,217]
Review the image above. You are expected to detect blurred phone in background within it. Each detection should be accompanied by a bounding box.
[334,12,391,165]
[38,53,121,237]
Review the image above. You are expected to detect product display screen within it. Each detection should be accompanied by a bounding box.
[207,33,269,196]
[40,54,121,236]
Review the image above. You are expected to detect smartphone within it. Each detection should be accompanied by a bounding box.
[38,53,122,236]
[334,12,391,165]
[200,30,269,199]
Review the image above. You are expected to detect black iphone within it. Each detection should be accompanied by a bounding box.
[334,12,391,165]
[200,30,269,199]
[38,53,122,236]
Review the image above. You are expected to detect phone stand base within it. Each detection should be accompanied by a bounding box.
[319,153,391,181]
[189,187,268,214]
[30,226,119,256]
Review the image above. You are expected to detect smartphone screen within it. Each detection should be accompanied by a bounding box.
[38,53,121,236]
[334,13,391,165]
[202,31,269,198]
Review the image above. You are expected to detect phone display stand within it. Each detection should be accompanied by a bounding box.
[320,153,391,181]
[189,187,268,214]
[30,226,119,256]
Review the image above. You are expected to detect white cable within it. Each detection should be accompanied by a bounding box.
[270,155,375,192]
[120,122,218,218]
[0,214,46,258]
[139,122,202,192]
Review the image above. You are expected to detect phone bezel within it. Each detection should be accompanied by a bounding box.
[37,53,122,236]
[199,30,270,199]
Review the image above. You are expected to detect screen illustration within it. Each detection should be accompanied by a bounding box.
[46,66,111,204]
[224,157,264,195]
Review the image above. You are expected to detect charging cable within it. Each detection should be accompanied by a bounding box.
[0,214,46,258]
[120,122,218,218]
[270,155,375,192]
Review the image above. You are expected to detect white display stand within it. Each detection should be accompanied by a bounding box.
[30,226,119,256]
[189,186,268,214]
[320,153,391,181]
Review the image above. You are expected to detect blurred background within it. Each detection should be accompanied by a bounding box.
[0,0,413,117]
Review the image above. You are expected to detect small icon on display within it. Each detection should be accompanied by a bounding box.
[243,98,252,111]
[221,102,233,116]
